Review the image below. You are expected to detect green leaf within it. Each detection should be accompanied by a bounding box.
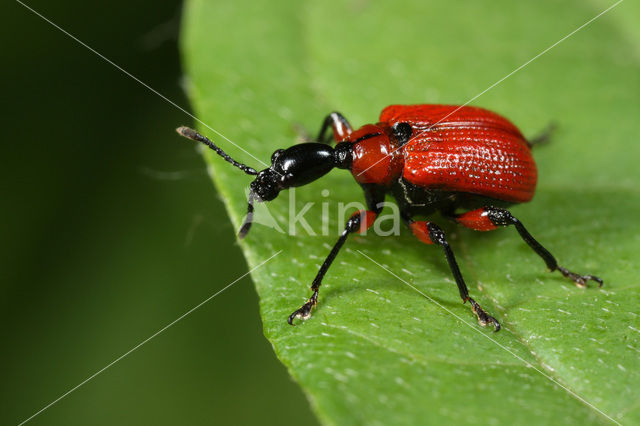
[180,0,639,424]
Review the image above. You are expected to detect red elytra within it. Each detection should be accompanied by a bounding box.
[177,104,602,332]
[348,105,537,203]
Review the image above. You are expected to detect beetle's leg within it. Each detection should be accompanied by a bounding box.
[288,184,384,325]
[527,122,557,147]
[288,209,378,325]
[316,112,353,144]
[406,217,501,331]
[454,207,603,288]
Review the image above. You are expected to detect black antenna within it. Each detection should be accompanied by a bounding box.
[238,190,255,239]
[176,126,258,176]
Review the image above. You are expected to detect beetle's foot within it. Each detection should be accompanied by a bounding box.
[288,291,318,325]
[467,298,501,332]
[556,266,603,288]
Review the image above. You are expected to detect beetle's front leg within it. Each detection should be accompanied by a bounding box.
[316,111,353,143]
[289,184,384,324]
[288,209,377,324]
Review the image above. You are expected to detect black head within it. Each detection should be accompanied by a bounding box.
[250,142,351,201]
[177,127,352,238]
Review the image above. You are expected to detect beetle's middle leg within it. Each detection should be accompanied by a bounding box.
[453,206,603,288]
[405,216,501,331]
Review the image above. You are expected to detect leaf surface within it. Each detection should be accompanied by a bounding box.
[181,0,640,424]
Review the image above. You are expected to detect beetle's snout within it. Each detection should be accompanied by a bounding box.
[250,169,281,202]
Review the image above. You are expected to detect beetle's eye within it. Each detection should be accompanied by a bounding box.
[392,122,412,145]
[271,149,284,163]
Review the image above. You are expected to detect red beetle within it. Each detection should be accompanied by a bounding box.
[177,104,602,331]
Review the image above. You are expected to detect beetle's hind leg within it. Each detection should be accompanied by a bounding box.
[527,122,557,147]
[453,206,603,288]
[405,216,500,331]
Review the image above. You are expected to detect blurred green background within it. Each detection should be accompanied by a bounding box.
[1,1,315,424]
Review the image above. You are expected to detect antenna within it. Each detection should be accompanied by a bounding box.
[176,126,258,176]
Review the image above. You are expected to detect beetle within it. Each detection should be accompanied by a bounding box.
[177,104,602,331]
